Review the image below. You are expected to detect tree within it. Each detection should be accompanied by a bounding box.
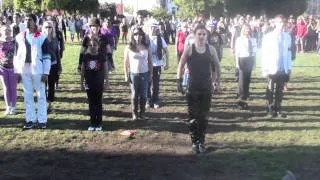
[224,0,308,17]
[2,0,14,10]
[99,3,117,19]
[14,0,42,12]
[174,0,223,19]
[151,8,170,21]
[124,5,134,14]
[37,0,99,14]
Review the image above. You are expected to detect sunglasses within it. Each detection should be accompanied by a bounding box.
[44,26,52,29]
[133,33,141,36]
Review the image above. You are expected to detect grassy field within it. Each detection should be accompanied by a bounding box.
[1,39,320,180]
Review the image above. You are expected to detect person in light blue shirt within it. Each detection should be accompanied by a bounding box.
[261,15,292,118]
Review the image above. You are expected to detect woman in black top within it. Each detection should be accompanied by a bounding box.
[81,36,106,131]
[42,21,61,113]
[177,24,221,154]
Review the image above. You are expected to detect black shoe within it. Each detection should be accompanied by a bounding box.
[192,144,199,154]
[238,101,248,110]
[38,123,47,129]
[23,122,35,129]
[139,112,146,120]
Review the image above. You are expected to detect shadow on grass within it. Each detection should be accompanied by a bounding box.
[0,146,320,179]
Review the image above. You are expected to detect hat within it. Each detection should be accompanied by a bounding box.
[88,18,100,26]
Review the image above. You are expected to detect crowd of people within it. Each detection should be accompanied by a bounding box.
[0,9,309,154]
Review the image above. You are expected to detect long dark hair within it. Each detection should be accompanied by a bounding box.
[129,28,148,52]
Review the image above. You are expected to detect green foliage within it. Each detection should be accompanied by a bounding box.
[124,5,134,14]
[2,0,14,9]
[174,0,223,19]
[13,0,42,12]
[224,0,308,17]
[99,3,117,19]
[151,8,170,21]
[34,0,99,13]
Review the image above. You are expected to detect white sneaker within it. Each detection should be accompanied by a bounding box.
[154,103,160,109]
[95,126,102,131]
[88,126,95,131]
[9,107,16,115]
[4,107,10,115]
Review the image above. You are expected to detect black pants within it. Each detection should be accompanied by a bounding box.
[85,72,104,126]
[266,71,287,112]
[147,66,161,104]
[187,91,211,144]
[63,28,67,41]
[47,64,58,102]
[238,57,255,101]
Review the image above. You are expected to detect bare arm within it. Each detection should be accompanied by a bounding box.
[176,45,191,79]
[163,47,169,69]
[123,46,130,80]
[148,47,153,78]
[209,45,221,83]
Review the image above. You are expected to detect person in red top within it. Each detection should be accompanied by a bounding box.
[296,16,307,53]
[175,23,189,63]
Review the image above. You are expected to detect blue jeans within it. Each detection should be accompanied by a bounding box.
[130,72,149,113]
[147,66,161,104]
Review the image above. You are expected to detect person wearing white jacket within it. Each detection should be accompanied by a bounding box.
[14,13,51,129]
[261,15,292,118]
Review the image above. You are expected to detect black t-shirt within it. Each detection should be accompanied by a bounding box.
[187,44,214,92]
[83,53,106,72]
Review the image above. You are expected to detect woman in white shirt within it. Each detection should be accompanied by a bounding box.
[235,24,257,109]
[124,28,153,120]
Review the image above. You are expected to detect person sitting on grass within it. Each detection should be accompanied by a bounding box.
[81,36,106,131]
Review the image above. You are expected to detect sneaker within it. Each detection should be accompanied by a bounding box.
[88,126,95,131]
[145,102,151,109]
[23,122,35,129]
[192,144,199,154]
[9,107,16,115]
[154,103,160,109]
[4,107,10,115]
[132,113,138,121]
[38,123,47,129]
[198,144,206,153]
[95,126,102,131]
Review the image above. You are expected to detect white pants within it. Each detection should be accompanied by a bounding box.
[21,72,47,123]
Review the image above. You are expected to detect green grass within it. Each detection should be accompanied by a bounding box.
[1,40,320,179]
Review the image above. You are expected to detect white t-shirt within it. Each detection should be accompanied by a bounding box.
[128,49,149,73]
[149,35,167,67]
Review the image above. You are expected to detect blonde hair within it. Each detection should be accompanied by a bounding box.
[42,21,56,39]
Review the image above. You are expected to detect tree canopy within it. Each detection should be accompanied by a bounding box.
[224,0,307,17]
[14,0,99,14]
[174,0,308,19]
